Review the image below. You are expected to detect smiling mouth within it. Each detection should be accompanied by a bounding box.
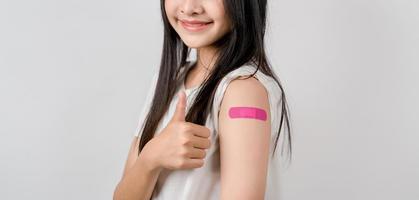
[179,20,213,32]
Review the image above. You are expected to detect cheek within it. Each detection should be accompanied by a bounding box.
[211,3,231,33]
[214,15,231,35]
[164,1,177,22]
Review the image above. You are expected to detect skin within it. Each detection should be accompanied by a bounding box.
[165,0,232,85]
[218,77,271,200]
[114,0,271,199]
[114,91,212,200]
[113,137,163,200]
[167,0,271,199]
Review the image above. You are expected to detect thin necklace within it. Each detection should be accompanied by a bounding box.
[198,57,210,71]
[197,50,217,76]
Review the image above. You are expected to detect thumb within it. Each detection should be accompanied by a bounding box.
[171,90,187,122]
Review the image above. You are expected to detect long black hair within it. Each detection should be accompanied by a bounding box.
[137,0,292,162]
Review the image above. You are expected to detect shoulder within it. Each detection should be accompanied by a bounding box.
[222,75,269,108]
[219,73,271,126]
[211,65,277,133]
[219,64,271,109]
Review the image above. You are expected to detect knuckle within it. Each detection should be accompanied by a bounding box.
[205,140,211,148]
[176,159,186,168]
[180,123,192,133]
[179,148,189,157]
[180,136,191,145]
[197,159,204,167]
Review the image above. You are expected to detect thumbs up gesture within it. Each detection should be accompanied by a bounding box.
[139,90,212,171]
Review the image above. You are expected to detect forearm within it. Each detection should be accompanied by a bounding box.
[113,155,162,200]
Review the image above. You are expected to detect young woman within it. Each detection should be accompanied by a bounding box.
[114,0,292,199]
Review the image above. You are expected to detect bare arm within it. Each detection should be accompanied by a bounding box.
[114,90,212,199]
[113,136,162,200]
[218,77,271,200]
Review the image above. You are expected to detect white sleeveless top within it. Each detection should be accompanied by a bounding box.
[133,61,286,200]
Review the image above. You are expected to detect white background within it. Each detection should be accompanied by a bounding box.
[0,0,418,199]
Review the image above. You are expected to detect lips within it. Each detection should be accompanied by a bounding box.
[178,19,213,32]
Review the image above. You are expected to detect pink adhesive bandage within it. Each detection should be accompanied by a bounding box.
[228,106,267,121]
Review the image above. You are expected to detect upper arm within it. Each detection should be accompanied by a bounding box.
[218,76,271,200]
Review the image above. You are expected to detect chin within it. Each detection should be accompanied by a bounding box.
[183,42,205,48]
[181,38,214,49]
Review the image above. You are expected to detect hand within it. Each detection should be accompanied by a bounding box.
[139,90,211,171]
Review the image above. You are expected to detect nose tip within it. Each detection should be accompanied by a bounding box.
[180,0,204,15]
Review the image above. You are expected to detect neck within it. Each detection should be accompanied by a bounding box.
[196,46,219,73]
